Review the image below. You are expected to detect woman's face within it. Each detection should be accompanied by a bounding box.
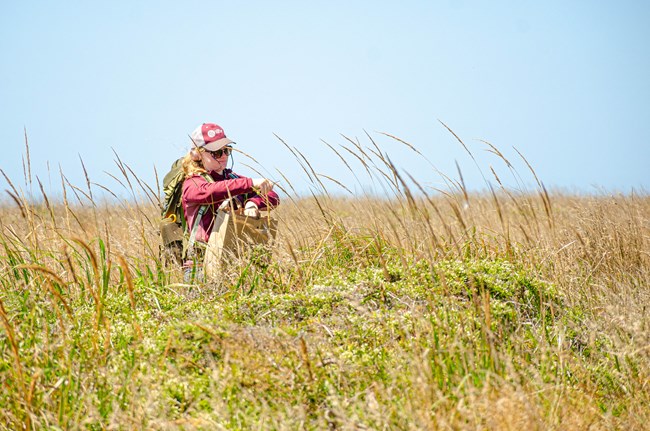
[201,146,231,173]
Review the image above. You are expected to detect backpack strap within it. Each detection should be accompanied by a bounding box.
[183,172,215,260]
[185,203,208,256]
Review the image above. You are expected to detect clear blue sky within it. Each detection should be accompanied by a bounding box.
[1,1,649,199]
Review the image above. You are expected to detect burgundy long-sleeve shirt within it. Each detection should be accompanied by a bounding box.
[182,169,280,244]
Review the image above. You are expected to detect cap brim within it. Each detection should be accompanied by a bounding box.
[202,138,235,151]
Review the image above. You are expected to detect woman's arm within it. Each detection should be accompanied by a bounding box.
[182,174,254,206]
[228,171,280,210]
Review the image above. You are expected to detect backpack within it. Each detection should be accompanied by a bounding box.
[159,157,186,265]
[161,157,186,227]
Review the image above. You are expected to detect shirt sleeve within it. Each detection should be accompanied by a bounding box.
[182,174,254,206]
[227,170,280,210]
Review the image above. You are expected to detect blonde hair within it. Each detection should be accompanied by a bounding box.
[182,148,208,178]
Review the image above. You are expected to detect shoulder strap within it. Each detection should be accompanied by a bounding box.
[184,173,215,259]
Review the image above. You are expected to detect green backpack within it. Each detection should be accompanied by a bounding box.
[160,157,186,265]
[161,158,185,225]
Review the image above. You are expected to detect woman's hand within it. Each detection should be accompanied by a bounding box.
[252,178,273,195]
[244,201,260,219]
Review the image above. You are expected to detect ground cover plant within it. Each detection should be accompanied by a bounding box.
[0,130,648,430]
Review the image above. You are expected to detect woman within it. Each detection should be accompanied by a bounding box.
[181,122,279,280]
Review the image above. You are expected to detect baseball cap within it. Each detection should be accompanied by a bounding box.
[190,123,235,151]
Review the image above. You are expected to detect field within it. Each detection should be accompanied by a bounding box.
[1,135,648,430]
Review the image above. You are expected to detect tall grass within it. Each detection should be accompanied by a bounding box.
[0,128,648,430]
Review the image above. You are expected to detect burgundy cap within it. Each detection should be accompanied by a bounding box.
[190,123,234,151]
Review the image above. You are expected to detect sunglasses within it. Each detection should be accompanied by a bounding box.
[206,147,232,159]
